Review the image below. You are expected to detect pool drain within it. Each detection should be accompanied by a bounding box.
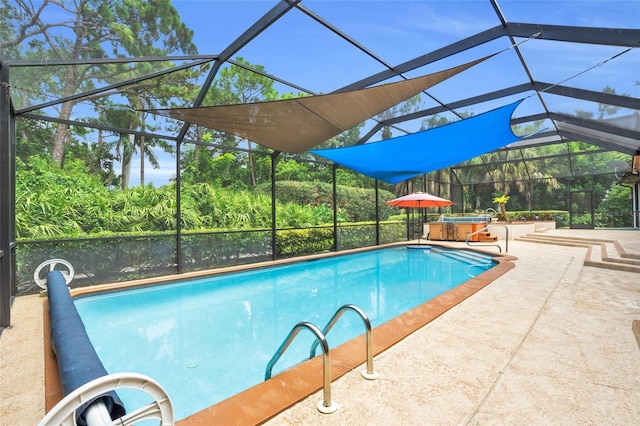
[185,359,200,368]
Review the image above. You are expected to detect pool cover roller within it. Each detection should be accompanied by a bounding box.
[47,270,126,425]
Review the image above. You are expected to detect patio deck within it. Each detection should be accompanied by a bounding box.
[1,229,639,425]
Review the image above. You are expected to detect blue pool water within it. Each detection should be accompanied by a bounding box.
[74,246,495,420]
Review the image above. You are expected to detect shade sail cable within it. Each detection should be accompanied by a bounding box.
[310,100,525,184]
[527,46,636,99]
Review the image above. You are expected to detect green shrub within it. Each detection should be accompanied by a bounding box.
[275,227,334,257]
[337,223,376,250]
[379,221,406,244]
[257,181,397,222]
[181,229,272,272]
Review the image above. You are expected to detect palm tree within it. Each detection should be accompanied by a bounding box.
[493,194,510,222]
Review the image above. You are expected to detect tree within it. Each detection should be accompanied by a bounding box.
[493,194,510,222]
[210,57,278,187]
[598,184,632,227]
[15,116,56,163]
[0,0,197,165]
[575,86,630,120]
[376,94,422,140]
[420,113,451,131]
[101,96,175,189]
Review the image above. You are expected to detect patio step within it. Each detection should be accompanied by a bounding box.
[477,231,497,242]
[516,233,640,274]
[515,234,595,248]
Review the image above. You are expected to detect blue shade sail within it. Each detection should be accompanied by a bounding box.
[311,100,524,184]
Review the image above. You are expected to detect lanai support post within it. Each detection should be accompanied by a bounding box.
[271,151,279,259]
[332,164,338,251]
[375,180,380,246]
[0,61,16,328]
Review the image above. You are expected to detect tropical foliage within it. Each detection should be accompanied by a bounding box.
[15,154,398,240]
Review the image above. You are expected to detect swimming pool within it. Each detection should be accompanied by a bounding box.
[68,245,497,421]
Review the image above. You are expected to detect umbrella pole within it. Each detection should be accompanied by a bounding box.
[418,201,422,245]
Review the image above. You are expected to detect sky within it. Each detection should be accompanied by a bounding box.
[170,1,639,96]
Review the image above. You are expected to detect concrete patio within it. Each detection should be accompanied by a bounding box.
[1,229,639,425]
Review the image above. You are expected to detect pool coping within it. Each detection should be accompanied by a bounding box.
[43,242,517,424]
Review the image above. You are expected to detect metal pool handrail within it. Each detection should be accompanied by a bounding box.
[310,304,379,380]
[265,321,338,413]
[465,224,509,253]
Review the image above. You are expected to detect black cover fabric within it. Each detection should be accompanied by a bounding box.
[47,271,126,425]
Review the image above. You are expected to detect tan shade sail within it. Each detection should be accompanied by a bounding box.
[146,55,491,153]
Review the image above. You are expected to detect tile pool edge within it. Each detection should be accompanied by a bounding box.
[42,243,516,424]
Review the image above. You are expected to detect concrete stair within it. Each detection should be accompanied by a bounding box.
[516,232,640,274]
[477,231,497,242]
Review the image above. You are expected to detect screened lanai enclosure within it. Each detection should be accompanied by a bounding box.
[0,0,639,327]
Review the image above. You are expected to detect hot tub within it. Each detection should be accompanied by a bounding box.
[428,215,491,242]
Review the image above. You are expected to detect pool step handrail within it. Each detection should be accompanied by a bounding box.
[485,207,497,217]
[265,321,338,414]
[465,224,509,253]
[310,304,379,380]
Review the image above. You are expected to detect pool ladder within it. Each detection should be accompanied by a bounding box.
[264,304,378,414]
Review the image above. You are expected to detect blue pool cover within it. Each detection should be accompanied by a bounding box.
[47,271,125,426]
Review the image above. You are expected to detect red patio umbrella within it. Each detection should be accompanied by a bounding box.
[385,192,454,209]
[386,192,454,245]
